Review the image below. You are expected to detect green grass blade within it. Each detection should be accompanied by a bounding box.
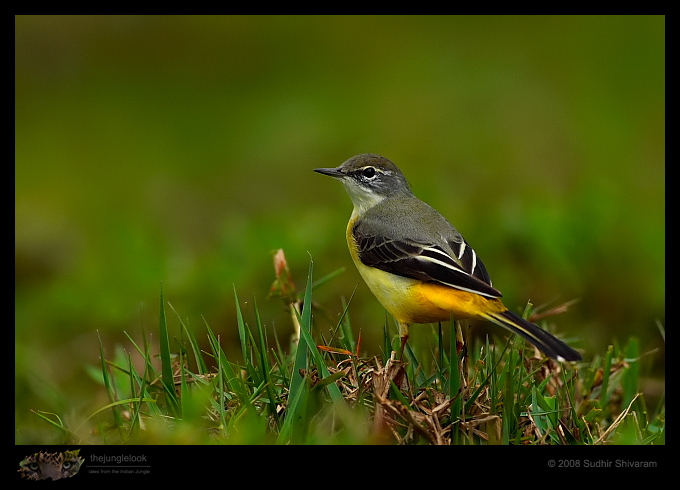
[215,334,227,437]
[277,373,308,444]
[389,380,410,406]
[404,341,427,388]
[290,260,313,393]
[125,351,140,438]
[296,305,344,404]
[86,398,157,424]
[158,284,180,417]
[30,410,69,434]
[298,266,346,299]
[449,319,462,431]
[97,330,125,433]
[234,286,249,366]
[502,338,517,444]
[382,314,392,364]
[279,258,325,443]
[599,344,614,408]
[252,295,279,426]
[179,351,190,420]
[531,386,560,443]
[330,286,356,351]
[204,318,249,403]
[245,325,264,386]
[169,302,208,375]
[622,337,640,410]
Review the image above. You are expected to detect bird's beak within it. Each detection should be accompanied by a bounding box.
[314,167,345,178]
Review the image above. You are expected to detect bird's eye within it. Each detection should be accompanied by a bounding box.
[362,167,376,178]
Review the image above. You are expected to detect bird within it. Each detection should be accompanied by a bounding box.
[314,153,581,362]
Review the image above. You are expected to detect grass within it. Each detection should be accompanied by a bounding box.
[31,254,665,445]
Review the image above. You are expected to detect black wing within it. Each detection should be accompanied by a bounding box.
[354,224,502,299]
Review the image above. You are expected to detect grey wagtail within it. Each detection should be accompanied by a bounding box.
[315,154,582,362]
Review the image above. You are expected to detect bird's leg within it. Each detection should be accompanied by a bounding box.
[398,323,409,360]
[454,319,470,389]
[454,319,464,356]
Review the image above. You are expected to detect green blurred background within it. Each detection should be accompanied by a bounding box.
[15,15,664,443]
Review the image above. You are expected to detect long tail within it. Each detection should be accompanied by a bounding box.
[482,309,582,362]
